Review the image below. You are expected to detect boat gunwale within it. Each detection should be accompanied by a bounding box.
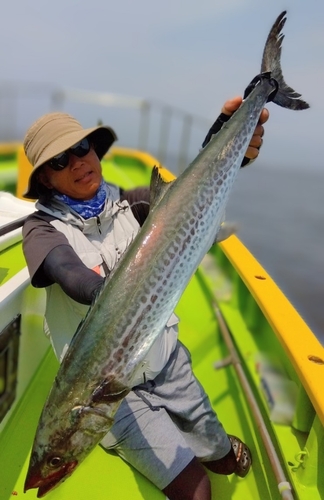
[219,235,324,427]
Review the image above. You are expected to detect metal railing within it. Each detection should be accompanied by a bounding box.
[0,81,211,174]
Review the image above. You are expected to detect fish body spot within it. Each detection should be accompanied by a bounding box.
[122,334,131,348]
[113,348,124,362]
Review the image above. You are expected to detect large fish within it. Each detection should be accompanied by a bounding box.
[25,11,309,497]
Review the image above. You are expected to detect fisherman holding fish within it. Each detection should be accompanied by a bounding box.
[22,98,267,500]
[22,12,310,497]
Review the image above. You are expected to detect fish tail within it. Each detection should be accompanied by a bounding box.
[260,10,309,110]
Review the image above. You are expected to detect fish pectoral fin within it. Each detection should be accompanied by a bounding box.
[71,404,113,423]
[91,378,130,404]
[70,405,115,434]
[149,165,174,210]
[214,221,238,243]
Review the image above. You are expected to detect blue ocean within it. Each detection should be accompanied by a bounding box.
[225,164,324,345]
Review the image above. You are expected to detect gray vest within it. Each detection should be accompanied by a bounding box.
[37,183,178,384]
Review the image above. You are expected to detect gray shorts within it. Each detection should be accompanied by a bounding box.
[100,341,231,490]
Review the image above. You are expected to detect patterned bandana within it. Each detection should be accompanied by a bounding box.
[53,180,107,219]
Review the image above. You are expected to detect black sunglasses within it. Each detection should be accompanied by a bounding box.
[47,138,91,171]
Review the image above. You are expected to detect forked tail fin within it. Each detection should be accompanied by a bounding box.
[261,10,309,110]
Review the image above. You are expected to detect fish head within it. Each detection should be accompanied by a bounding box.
[24,450,78,497]
[24,403,116,497]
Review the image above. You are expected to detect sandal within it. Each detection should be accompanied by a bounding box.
[228,435,252,477]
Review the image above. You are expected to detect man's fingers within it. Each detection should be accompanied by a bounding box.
[245,146,260,160]
[221,99,269,125]
[259,108,269,125]
[221,96,243,116]
[254,124,265,137]
[250,134,264,149]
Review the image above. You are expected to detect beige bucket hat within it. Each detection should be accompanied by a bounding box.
[23,112,117,199]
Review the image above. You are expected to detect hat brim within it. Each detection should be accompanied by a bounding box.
[23,125,117,199]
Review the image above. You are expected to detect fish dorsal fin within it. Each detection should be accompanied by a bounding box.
[149,165,174,210]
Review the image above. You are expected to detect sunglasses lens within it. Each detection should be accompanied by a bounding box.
[47,138,90,171]
[48,152,69,171]
[70,138,90,157]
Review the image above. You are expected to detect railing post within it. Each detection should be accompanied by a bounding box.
[177,114,193,174]
[138,101,150,152]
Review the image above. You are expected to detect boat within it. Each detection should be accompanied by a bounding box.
[0,144,323,500]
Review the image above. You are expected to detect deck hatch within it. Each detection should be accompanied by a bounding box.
[0,314,21,422]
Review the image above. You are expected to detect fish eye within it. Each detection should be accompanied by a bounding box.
[48,456,63,468]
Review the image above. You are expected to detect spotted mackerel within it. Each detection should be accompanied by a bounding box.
[25,10,309,497]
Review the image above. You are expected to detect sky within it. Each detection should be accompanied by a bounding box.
[0,0,324,170]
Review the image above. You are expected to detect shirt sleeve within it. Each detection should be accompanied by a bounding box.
[120,187,150,226]
[22,212,70,287]
[23,212,104,304]
[43,245,104,304]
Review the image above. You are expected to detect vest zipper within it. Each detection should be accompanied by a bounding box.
[96,216,102,234]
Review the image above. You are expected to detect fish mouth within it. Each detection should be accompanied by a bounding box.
[24,460,78,497]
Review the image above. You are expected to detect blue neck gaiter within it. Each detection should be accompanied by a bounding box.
[53,180,107,219]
